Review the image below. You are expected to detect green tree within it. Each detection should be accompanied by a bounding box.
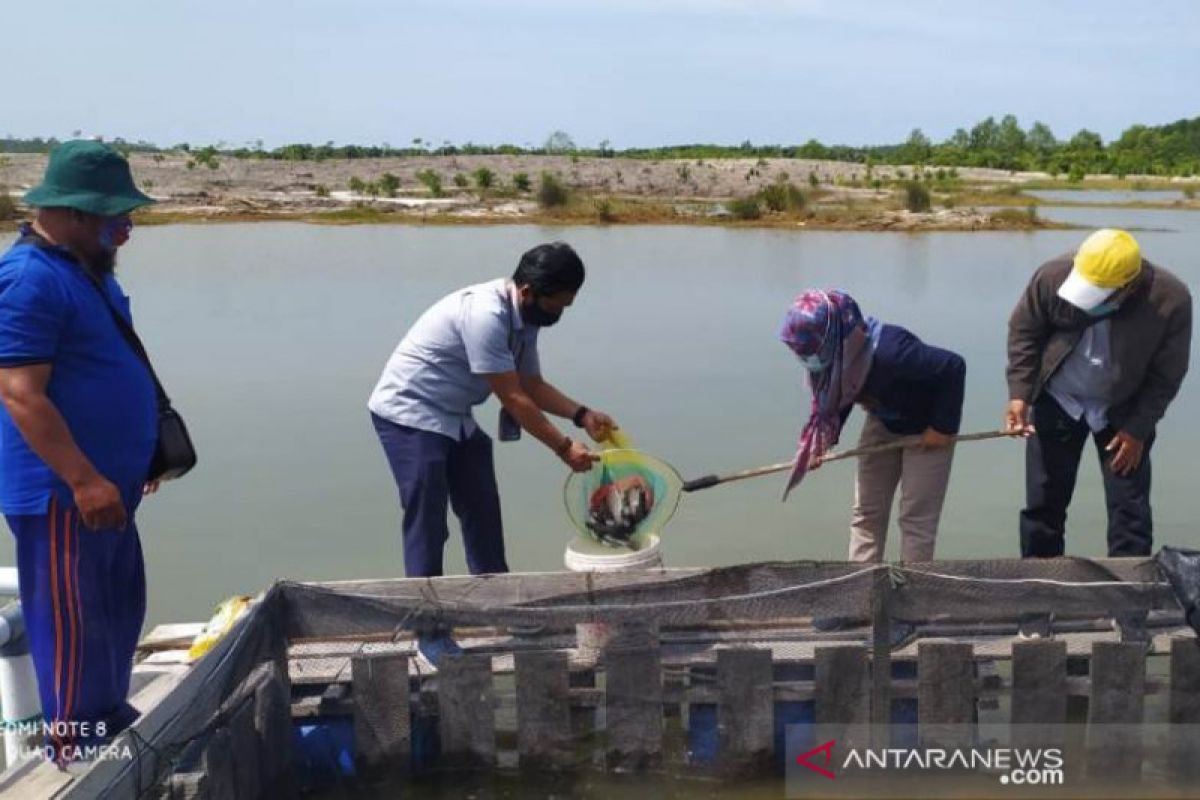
[901,128,932,165]
[543,130,576,154]
[512,172,531,192]
[996,115,1027,168]
[1027,121,1057,160]
[969,116,999,152]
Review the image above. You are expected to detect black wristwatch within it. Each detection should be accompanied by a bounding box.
[572,405,590,428]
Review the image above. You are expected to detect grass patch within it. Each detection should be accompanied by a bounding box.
[726,196,763,220]
[903,182,931,212]
[537,172,570,208]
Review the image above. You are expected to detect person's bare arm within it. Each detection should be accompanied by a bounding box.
[520,373,617,442]
[0,365,127,529]
[486,372,596,471]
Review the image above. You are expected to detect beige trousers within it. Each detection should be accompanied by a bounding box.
[848,414,955,563]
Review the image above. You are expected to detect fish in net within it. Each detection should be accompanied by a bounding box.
[586,474,655,546]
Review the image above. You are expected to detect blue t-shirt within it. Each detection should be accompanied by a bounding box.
[0,235,158,514]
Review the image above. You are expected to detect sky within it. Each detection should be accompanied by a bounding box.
[7,0,1198,149]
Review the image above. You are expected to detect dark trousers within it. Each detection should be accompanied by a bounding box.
[1020,395,1154,558]
[6,494,146,760]
[371,412,508,578]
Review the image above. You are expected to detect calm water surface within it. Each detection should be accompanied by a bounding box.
[2,210,1198,625]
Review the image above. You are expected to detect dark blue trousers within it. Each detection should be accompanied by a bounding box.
[6,493,145,758]
[1020,394,1154,558]
[371,413,508,578]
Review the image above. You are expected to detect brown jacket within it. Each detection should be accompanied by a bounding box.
[1007,254,1192,440]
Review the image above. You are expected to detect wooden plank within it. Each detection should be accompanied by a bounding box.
[716,649,774,774]
[351,652,411,773]
[1168,638,1200,781]
[515,650,573,770]
[1087,641,1145,780]
[167,771,208,799]
[229,698,261,800]
[815,645,870,751]
[604,638,663,769]
[202,728,235,800]
[917,641,974,749]
[1011,639,1067,750]
[138,622,206,653]
[437,654,497,768]
[254,666,293,794]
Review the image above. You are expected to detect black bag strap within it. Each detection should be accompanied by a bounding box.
[84,275,172,411]
[16,230,172,409]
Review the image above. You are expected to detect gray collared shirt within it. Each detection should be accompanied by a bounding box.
[1046,319,1113,432]
[368,278,541,440]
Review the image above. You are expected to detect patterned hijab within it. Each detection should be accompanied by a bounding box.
[779,290,880,500]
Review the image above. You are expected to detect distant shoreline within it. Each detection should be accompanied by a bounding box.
[3,152,1196,233]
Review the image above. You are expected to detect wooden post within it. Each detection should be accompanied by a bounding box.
[570,667,597,742]
[917,641,974,749]
[437,653,497,768]
[515,650,573,770]
[870,567,892,749]
[1087,641,1145,780]
[815,645,870,751]
[202,727,235,800]
[604,637,663,769]
[716,649,774,775]
[1011,640,1067,751]
[1168,638,1200,781]
[351,652,411,774]
[254,664,293,794]
[228,698,260,800]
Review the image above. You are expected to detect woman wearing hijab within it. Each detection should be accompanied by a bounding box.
[780,290,966,563]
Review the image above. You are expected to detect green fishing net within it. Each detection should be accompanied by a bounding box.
[564,441,683,550]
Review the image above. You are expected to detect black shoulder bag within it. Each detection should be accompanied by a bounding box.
[87,278,198,482]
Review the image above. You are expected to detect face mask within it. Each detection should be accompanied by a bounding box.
[98,216,132,253]
[797,353,829,372]
[520,297,563,328]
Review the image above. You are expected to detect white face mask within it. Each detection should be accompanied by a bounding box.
[798,353,829,372]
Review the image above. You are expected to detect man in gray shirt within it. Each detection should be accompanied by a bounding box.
[369,242,616,662]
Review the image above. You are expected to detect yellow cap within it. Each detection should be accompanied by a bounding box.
[1058,229,1142,310]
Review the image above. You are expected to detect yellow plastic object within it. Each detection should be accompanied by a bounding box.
[603,428,634,451]
[187,596,252,662]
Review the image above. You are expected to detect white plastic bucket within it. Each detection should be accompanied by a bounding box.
[564,534,663,660]
[563,533,663,572]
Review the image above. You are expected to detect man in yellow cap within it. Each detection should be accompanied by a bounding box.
[1005,229,1192,558]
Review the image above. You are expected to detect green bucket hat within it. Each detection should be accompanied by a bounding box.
[24,140,155,216]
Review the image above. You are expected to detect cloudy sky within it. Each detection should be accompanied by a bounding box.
[10,0,1197,148]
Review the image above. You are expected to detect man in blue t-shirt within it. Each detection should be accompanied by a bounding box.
[0,141,158,761]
